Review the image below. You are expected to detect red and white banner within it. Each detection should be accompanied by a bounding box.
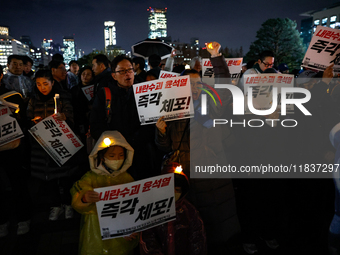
[95,173,176,240]
[0,106,24,146]
[302,25,340,73]
[202,58,243,86]
[243,73,294,114]
[81,85,94,101]
[133,75,194,125]
[159,70,180,79]
[29,115,83,166]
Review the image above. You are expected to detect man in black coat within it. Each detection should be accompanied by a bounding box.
[91,54,113,96]
[90,55,159,180]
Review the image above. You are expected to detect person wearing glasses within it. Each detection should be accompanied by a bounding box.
[90,55,159,180]
[49,60,68,92]
[239,50,275,91]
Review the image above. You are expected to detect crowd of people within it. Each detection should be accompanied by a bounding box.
[1,41,340,255]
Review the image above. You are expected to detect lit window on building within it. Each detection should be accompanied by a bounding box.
[314,19,320,25]
[322,18,328,26]
[330,15,337,29]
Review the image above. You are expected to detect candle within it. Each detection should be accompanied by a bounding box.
[54,94,59,114]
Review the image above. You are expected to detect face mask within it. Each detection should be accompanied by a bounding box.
[104,159,124,171]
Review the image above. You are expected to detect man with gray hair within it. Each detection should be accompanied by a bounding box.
[190,56,202,75]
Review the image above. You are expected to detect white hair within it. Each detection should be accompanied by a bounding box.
[190,56,202,69]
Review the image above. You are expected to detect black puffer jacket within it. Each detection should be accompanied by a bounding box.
[27,86,76,180]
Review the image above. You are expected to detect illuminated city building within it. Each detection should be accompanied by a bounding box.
[63,36,76,67]
[31,47,51,67]
[42,38,53,51]
[104,21,116,50]
[300,3,340,49]
[0,34,29,71]
[0,26,9,36]
[147,7,167,39]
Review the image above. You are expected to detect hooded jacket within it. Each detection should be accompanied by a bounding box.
[70,131,138,255]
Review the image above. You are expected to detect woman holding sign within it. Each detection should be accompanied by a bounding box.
[27,68,77,221]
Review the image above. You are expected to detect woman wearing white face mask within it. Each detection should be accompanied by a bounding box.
[70,131,139,255]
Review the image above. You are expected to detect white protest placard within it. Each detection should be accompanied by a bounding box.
[81,85,94,101]
[302,25,340,73]
[0,106,24,146]
[95,173,176,240]
[243,74,294,114]
[133,75,194,125]
[159,70,180,79]
[201,58,243,86]
[28,115,83,166]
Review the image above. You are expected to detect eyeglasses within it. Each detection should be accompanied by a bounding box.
[261,60,274,68]
[115,68,134,75]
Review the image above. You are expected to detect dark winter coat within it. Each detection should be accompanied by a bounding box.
[93,68,114,97]
[27,86,76,180]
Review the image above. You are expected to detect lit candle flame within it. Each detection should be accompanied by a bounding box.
[103,138,112,147]
[175,165,183,174]
[207,43,214,49]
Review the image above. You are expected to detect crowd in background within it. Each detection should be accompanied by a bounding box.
[1,42,340,255]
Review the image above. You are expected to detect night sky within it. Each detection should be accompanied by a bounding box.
[1,0,338,56]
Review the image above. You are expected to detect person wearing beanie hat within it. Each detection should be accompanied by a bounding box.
[140,162,207,255]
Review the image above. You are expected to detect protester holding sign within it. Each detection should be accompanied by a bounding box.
[70,131,138,255]
[90,55,160,180]
[27,68,77,221]
[238,50,275,91]
[156,42,240,253]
